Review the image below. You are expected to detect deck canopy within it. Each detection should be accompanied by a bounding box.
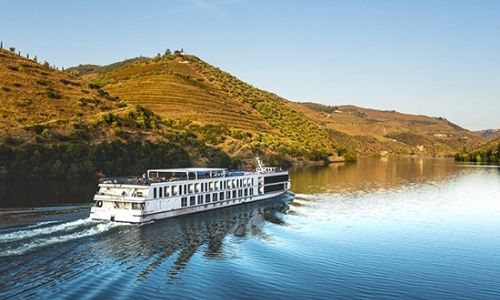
[147,168,227,181]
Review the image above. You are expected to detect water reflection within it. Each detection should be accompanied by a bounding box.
[106,197,291,282]
[0,195,292,299]
[290,158,465,194]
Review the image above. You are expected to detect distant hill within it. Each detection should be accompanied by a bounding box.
[66,57,149,76]
[476,129,500,141]
[292,103,483,156]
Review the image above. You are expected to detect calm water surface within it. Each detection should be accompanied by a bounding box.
[1,158,499,299]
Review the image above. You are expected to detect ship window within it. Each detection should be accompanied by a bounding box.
[181,197,187,207]
[250,188,254,196]
[224,181,227,189]
[201,183,204,192]
[184,185,187,195]
[206,194,211,203]
[220,192,224,200]
[226,191,231,199]
[132,203,141,210]
[159,187,163,198]
[240,179,243,187]
[244,189,248,197]
[264,183,284,193]
[189,184,194,193]
[190,196,195,206]
[164,186,169,197]
[209,182,214,191]
[195,183,200,193]
[238,189,242,197]
[198,195,203,204]
[232,190,237,198]
[153,188,157,199]
[213,193,218,201]
[172,185,177,196]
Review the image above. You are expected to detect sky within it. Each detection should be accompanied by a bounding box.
[1,0,499,130]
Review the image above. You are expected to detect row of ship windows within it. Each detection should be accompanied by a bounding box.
[152,178,255,199]
[180,189,254,207]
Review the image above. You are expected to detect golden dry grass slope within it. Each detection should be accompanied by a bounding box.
[0,49,126,141]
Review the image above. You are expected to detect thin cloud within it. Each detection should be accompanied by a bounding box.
[190,0,246,16]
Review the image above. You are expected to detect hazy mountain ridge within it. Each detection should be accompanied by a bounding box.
[293,102,483,156]
[476,129,500,141]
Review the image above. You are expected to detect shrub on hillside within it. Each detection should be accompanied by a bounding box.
[47,88,62,99]
[200,124,230,145]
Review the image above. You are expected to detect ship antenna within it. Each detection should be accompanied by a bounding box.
[256,157,264,172]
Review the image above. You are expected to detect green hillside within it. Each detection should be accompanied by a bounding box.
[80,52,339,161]
[1,49,348,181]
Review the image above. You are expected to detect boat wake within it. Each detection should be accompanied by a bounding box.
[0,218,94,243]
[0,218,123,257]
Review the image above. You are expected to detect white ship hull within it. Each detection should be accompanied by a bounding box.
[90,191,291,223]
[90,165,291,223]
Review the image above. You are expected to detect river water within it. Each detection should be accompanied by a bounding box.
[0,158,499,299]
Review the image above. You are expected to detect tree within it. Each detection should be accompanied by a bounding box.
[34,56,38,62]
[0,41,2,49]
[43,61,50,68]
[164,48,172,56]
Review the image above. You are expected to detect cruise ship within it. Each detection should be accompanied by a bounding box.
[90,159,292,223]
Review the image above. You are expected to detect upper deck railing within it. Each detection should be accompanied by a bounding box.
[99,167,285,186]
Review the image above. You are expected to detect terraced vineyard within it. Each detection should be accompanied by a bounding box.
[80,53,338,160]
